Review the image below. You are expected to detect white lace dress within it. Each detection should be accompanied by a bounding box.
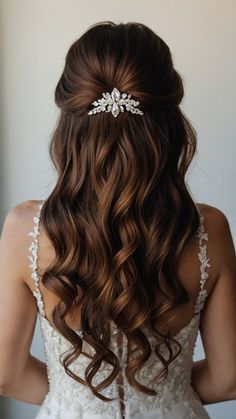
[28,202,211,419]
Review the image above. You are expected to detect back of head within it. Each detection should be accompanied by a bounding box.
[40,21,200,399]
[56,21,183,113]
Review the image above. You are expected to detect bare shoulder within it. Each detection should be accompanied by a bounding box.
[196,202,231,235]
[3,199,43,228]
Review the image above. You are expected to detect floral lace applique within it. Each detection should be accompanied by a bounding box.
[28,201,45,317]
[194,216,211,314]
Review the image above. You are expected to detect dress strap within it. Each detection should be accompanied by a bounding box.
[28,201,46,317]
[193,215,211,314]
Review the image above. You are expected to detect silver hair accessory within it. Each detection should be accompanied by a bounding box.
[88,87,144,118]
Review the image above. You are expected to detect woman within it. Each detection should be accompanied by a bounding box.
[0,21,235,419]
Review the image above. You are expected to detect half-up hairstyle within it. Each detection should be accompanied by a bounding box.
[40,20,200,400]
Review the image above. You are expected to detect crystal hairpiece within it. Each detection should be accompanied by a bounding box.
[88,87,144,118]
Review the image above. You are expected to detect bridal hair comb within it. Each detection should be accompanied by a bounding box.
[88,87,144,118]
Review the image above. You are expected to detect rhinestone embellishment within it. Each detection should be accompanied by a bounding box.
[88,87,144,118]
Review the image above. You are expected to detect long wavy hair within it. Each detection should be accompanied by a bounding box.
[40,21,200,400]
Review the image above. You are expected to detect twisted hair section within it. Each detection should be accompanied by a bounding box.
[40,21,200,400]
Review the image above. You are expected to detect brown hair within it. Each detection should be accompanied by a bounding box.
[40,21,200,400]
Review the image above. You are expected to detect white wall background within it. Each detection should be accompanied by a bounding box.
[0,0,235,418]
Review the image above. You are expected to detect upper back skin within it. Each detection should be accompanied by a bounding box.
[9,200,227,337]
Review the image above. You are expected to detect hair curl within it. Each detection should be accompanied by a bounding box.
[40,21,200,401]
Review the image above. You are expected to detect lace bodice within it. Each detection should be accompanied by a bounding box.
[28,202,211,419]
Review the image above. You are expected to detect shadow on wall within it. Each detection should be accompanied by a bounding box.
[0,78,6,228]
[0,4,4,226]
[0,16,11,417]
[0,398,39,419]
[0,65,11,418]
[0,396,10,418]
[0,11,6,229]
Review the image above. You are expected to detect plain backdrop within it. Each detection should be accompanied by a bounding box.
[0,0,236,418]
